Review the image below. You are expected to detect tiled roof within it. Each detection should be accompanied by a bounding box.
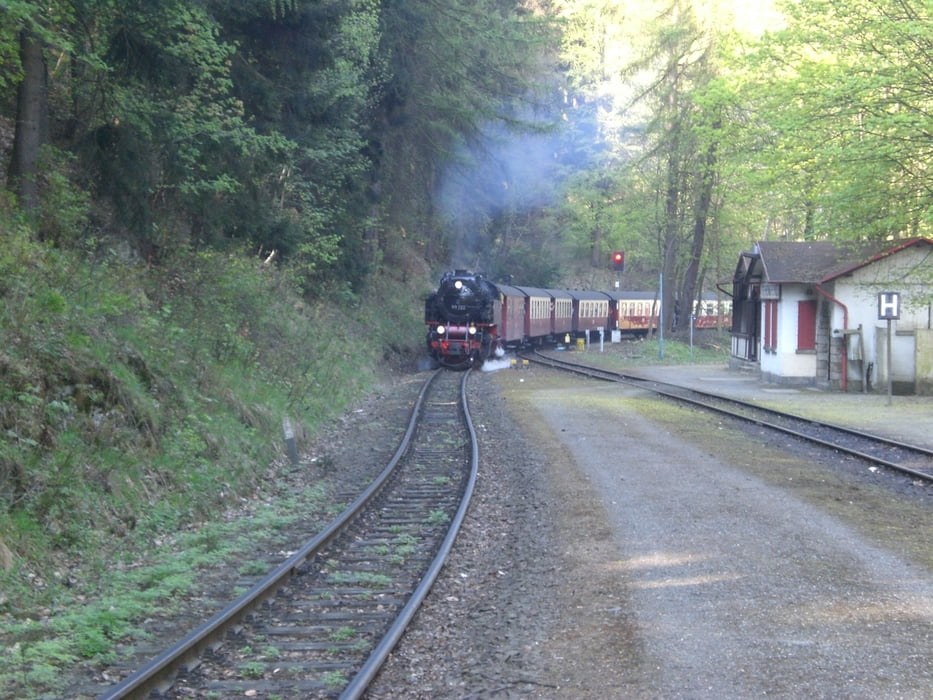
[754,239,931,283]
[821,238,933,281]
[756,241,846,283]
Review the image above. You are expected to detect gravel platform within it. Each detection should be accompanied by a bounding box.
[625,361,933,450]
[366,365,933,699]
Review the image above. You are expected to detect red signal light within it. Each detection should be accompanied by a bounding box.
[612,251,625,272]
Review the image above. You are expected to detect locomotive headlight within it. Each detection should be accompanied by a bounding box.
[435,325,445,335]
[454,280,463,290]
[468,325,477,335]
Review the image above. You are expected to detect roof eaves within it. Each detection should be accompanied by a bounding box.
[820,237,933,282]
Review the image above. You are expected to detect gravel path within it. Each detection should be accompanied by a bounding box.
[529,381,933,698]
[367,367,933,699]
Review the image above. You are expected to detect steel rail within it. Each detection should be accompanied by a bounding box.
[339,368,480,699]
[96,369,442,700]
[525,350,933,484]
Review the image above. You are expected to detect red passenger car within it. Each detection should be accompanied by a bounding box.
[513,286,556,341]
[495,283,527,347]
[548,288,574,339]
[569,290,611,336]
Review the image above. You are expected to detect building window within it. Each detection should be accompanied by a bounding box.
[797,300,817,351]
[763,300,778,351]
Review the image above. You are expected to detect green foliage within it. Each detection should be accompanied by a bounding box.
[0,475,331,695]
[426,509,450,526]
[734,0,933,241]
[91,2,295,251]
[329,626,357,641]
[2,0,393,284]
[240,560,269,576]
[322,669,348,688]
[543,0,739,329]
[374,0,559,267]
[0,13,457,623]
[0,1,82,92]
[240,660,265,679]
[1,0,569,295]
[3,632,79,691]
[0,227,419,696]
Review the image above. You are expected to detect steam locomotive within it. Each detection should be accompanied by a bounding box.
[424,269,731,369]
[423,270,502,370]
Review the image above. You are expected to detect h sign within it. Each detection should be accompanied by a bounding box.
[878,291,900,320]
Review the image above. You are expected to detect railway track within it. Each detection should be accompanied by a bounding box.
[525,350,933,485]
[94,368,479,700]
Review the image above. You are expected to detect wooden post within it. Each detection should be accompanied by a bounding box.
[886,319,893,406]
[282,417,298,465]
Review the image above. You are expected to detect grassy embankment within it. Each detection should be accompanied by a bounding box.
[0,224,424,697]
[574,329,731,366]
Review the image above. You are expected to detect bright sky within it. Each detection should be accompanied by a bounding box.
[725,0,784,36]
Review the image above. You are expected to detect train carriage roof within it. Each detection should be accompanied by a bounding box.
[567,290,612,301]
[545,288,574,300]
[602,290,657,301]
[493,283,527,298]
[516,287,554,299]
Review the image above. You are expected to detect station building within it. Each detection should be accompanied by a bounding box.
[730,238,933,394]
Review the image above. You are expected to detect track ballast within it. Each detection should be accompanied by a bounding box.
[94,368,479,700]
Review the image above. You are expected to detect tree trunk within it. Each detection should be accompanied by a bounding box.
[590,217,603,268]
[661,138,681,332]
[7,29,48,213]
[680,128,719,325]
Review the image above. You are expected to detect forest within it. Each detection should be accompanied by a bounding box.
[6,1,933,307]
[4,0,933,693]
